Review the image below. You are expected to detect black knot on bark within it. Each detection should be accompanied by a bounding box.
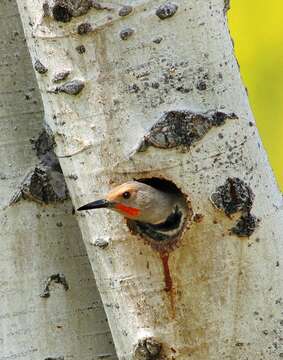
[211,177,254,215]
[133,337,162,360]
[211,177,259,237]
[52,3,73,22]
[156,2,178,20]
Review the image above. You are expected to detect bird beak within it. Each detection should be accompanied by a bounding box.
[77,199,113,211]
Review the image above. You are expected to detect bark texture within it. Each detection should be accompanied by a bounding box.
[0,1,116,359]
[16,0,283,359]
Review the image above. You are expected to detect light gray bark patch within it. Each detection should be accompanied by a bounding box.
[156,2,178,20]
[133,337,162,360]
[118,5,133,17]
[211,177,254,215]
[51,79,85,95]
[52,69,71,82]
[136,111,237,152]
[120,27,134,40]
[34,59,48,74]
[9,129,69,205]
[40,273,69,298]
[231,213,259,237]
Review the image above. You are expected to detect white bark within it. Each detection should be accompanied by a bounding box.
[0,1,116,359]
[16,0,283,359]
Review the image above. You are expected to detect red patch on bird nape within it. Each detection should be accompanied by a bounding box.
[115,203,140,217]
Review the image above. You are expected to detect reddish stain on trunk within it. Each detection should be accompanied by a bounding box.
[160,252,172,292]
[159,251,175,316]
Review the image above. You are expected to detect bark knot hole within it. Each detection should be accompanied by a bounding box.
[156,2,178,20]
[52,3,73,22]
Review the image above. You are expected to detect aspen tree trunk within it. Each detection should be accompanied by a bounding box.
[16,0,283,359]
[0,1,117,359]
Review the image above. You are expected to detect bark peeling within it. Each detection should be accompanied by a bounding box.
[135,110,237,153]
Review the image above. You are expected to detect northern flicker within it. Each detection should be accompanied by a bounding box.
[77,181,187,241]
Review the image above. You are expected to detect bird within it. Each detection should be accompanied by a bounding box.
[77,181,187,242]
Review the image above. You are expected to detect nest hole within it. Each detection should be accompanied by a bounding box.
[127,177,192,251]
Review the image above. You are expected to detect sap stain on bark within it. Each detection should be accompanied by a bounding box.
[50,79,85,95]
[34,59,48,74]
[40,273,69,298]
[10,129,69,205]
[211,178,259,237]
[120,27,134,40]
[45,357,64,360]
[133,337,162,360]
[156,2,178,20]
[135,110,237,152]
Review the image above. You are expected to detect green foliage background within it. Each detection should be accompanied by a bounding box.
[228,1,283,189]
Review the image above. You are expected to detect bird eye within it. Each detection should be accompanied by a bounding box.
[122,191,131,199]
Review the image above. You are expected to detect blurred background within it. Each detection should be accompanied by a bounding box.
[228,0,283,190]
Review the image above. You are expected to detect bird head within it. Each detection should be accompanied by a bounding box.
[77,181,178,224]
